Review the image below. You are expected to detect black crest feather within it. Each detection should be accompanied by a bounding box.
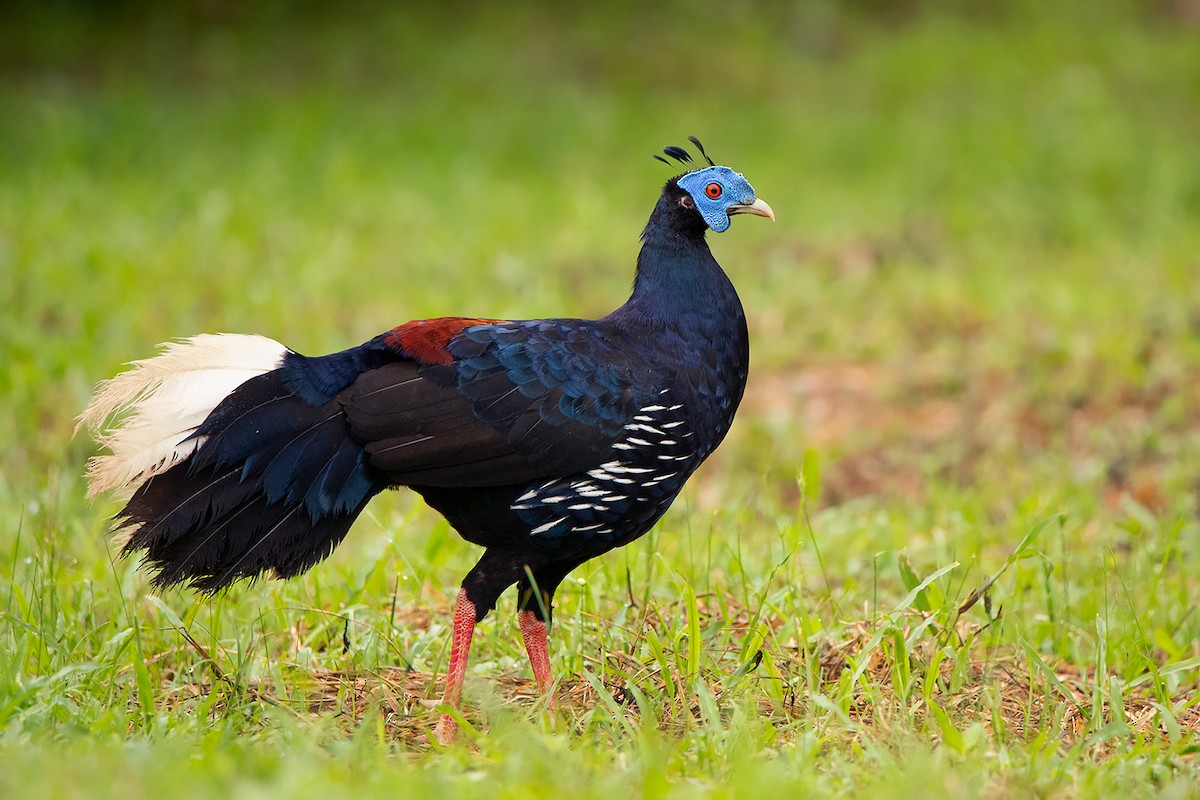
[688,136,716,167]
[653,138,716,168]
[661,145,693,165]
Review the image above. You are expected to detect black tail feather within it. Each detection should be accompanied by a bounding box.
[118,465,255,552]
[115,371,384,592]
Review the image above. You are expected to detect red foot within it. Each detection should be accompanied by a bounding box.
[434,589,477,745]
[519,609,557,706]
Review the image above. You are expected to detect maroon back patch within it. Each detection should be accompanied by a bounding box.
[384,317,501,366]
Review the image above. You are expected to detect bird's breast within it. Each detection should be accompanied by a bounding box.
[507,386,709,548]
[502,311,749,552]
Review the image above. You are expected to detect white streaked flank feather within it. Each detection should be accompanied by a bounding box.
[76,333,289,501]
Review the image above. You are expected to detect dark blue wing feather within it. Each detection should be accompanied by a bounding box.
[446,321,645,446]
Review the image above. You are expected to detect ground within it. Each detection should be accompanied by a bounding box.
[1,2,1199,798]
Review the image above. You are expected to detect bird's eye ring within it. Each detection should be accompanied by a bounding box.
[705,182,723,199]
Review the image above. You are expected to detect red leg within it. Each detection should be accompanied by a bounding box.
[519,609,556,704]
[434,589,477,745]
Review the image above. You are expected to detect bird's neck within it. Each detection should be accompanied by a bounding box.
[614,201,745,330]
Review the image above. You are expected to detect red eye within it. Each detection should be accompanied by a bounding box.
[705,182,723,199]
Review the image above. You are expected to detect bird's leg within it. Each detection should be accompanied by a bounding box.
[518,609,556,704]
[518,568,573,707]
[517,578,557,705]
[434,588,477,745]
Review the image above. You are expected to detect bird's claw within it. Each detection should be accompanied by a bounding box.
[433,714,459,746]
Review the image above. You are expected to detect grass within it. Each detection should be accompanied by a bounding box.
[2,1,1199,797]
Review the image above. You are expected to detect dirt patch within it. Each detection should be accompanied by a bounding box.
[158,604,1200,755]
[738,358,1200,508]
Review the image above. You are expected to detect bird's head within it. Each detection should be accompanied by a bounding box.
[677,166,774,233]
[655,138,775,234]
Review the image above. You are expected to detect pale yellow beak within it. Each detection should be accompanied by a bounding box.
[728,197,775,222]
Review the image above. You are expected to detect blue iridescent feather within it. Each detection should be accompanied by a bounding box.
[103,152,769,624]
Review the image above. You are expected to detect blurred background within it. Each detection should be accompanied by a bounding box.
[5,0,1197,512]
[1,0,1199,689]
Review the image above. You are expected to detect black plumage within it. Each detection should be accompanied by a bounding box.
[81,145,773,742]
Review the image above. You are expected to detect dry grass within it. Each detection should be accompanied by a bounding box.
[150,590,1200,757]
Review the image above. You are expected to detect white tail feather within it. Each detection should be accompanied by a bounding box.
[77,334,290,499]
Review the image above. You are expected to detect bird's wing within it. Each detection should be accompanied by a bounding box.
[327,317,645,487]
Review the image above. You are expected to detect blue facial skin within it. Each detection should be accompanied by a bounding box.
[676,166,759,233]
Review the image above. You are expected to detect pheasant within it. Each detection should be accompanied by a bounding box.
[78,139,774,743]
